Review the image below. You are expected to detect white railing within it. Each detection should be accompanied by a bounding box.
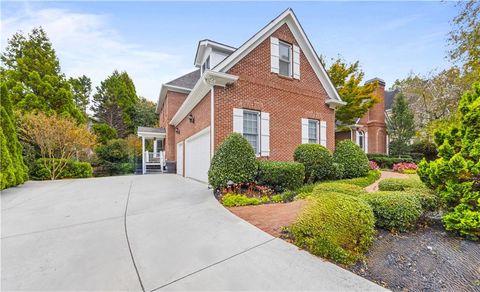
[144,150,165,170]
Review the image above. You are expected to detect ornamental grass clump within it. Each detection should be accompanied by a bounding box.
[290,192,375,266]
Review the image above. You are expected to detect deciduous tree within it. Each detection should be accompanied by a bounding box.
[133,97,158,128]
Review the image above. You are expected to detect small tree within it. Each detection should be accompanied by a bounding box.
[388,93,415,156]
[92,123,118,144]
[19,112,96,180]
[417,82,480,240]
[208,133,257,189]
[69,75,92,115]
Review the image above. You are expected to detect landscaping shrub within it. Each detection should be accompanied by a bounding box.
[333,140,369,178]
[367,153,414,169]
[293,144,334,182]
[290,192,375,265]
[331,162,344,180]
[378,178,425,191]
[410,140,438,161]
[369,161,379,170]
[95,139,134,176]
[417,84,480,240]
[208,133,257,189]
[404,189,439,211]
[92,123,118,144]
[221,194,261,207]
[360,191,422,232]
[31,158,93,180]
[340,170,381,187]
[257,160,305,191]
[313,182,366,197]
[393,162,417,173]
[281,190,298,202]
[271,195,283,203]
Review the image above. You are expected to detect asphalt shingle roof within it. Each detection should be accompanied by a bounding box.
[166,69,201,89]
[384,89,398,110]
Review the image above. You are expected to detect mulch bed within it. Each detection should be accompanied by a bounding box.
[228,200,306,237]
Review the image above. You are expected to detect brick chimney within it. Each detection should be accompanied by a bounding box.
[363,77,387,154]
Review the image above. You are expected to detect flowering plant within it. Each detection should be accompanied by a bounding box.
[393,162,417,173]
[369,161,379,170]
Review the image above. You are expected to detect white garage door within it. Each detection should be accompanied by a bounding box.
[185,127,210,183]
[176,142,183,176]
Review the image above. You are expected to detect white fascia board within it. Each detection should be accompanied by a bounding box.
[212,9,343,104]
[194,40,236,67]
[326,98,347,109]
[137,132,166,139]
[169,70,238,126]
[156,84,192,113]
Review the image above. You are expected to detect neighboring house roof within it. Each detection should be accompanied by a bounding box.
[165,69,201,89]
[384,89,398,110]
[213,8,345,107]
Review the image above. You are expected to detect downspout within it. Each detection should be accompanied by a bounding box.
[210,85,214,159]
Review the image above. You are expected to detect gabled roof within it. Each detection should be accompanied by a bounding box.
[212,8,344,106]
[194,40,236,67]
[384,89,398,110]
[166,69,201,89]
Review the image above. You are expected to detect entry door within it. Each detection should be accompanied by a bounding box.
[176,142,183,176]
[185,128,210,183]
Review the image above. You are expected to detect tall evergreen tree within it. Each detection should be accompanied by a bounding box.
[1,27,84,123]
[387,93,415,155]
[91,70,138,137]
[0,83,28,189]
[69,75,92,115]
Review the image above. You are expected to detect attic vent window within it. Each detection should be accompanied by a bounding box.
[202,56,210,74]
[279,41,292,77]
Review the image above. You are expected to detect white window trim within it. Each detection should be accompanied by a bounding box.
[243,109,261,156]
[278,41,292,78]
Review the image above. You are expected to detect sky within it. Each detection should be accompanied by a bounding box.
[1,1,460,103]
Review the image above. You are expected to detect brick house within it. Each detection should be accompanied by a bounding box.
[151,8,346,182]
[334,78,398,155]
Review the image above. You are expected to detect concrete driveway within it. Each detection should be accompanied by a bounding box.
[2,174,384,291]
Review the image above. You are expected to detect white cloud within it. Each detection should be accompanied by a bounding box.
[1,5,189,102]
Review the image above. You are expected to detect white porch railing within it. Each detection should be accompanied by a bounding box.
[143,150,165,173]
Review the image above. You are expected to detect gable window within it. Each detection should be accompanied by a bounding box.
[358,131,365,150]
[308,119,319,144]
[279,41,292,77]
[243,110,260,154]
[201,56,210,74]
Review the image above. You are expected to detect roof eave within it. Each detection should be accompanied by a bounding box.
[156,84,192,114]
[326,98,347,109]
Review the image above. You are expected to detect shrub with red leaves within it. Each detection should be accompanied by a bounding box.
[393,162,417,173]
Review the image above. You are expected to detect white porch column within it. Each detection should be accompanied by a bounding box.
[142,136,146,174]
[153,139,158,158]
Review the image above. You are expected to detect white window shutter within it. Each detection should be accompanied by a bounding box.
[365,131,369,153]
[270,37,279,73]
[320,121,327,147]
[233,108,243,134]
[301,118,309,144]
[356,131,360,145]
[293,45,300,79]
[260,112,270,156]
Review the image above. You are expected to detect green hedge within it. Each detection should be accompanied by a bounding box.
[290,193,375,265]
[293,144,333,182]
[378,178,424,191]
[31,158,93,180]
[221,194,262,207]
[208,133,257,188]
[367,153,414,169]
[334,140,369,178]
[360,191,422,232]
[339,170,381,187]
[313,182,367,197]
[258,160,305,191]
[378,177,439,211]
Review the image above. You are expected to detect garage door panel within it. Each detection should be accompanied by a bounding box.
[185,128,210,183]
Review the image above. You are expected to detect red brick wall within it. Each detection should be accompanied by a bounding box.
[335,131,352,142]
[158,91,188,161]
[213,23,335,161]
[174,92,211,147]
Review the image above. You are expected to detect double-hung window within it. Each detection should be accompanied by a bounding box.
[279,41,292,77]
[243,110,260,154]
[308,120,319,144]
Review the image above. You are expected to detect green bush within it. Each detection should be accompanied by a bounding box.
[410,140,438,161]
[293,144,333,182]
[32,158,93,180]
[290,192,375,265]
[221,194,261,207]
[313,182,367,197]
[95,139,134,176]
[367,153,414,169]
[258,161,305,191]
[378,178,425,191]
[331,162,345,180]
[92,123,118,144]
[340,170,381,187]
[334,140,369,178]
[360,191,422,232]
[417,83,480,240]
[271,195,283,203]
[281,190,297,202]
[208,133,257,189]
[404,189,439,211]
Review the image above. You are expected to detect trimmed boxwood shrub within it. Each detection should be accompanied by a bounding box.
[293,144,333,182]
[378,178,424,191]
[340,170,381,187]
[367,153,414,169]
[404,189,439,211]
[378,178,439,211]
[360,191,422,232]
[208,133,257,189]
[258,161,305,191]
[334,140,369,178]
[313,182,367,197]
[32,158,93,180]
[290,192,375,265]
